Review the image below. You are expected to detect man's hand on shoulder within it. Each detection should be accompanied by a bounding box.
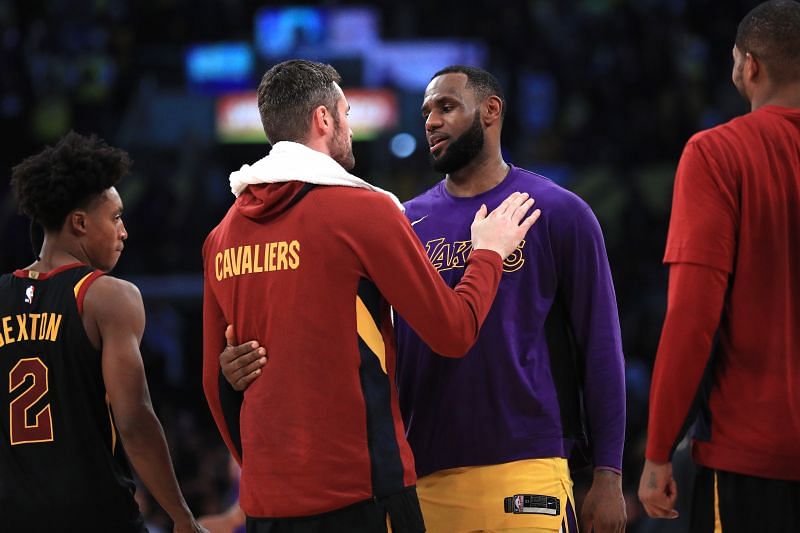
[220,325,266,391]
[471,191,541,260]
[580,469,627,532]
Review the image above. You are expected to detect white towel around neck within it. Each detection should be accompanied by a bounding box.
[229,141,404,211]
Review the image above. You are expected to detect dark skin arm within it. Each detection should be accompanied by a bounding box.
[84,276,206,533]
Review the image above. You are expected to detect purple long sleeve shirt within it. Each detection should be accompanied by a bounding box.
[395,166,626,478]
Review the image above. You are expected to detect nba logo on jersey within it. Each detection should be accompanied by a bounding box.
[24,285,34,304]
[514,495,524,513]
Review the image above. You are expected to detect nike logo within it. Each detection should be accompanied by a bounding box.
[410,215,429,226]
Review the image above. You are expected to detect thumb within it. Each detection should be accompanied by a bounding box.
[225,324,237,346]
[580,505,593,530]
[473,204,488,223]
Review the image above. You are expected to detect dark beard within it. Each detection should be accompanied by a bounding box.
[431,112,484,174]
[329,111,355,170]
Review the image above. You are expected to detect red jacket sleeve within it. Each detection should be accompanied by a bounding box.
[337,194,503,357]
[646,262,728,462]
[664,136,739,273]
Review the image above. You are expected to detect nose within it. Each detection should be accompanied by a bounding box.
[120,221,128,240]
[425,112,441,132]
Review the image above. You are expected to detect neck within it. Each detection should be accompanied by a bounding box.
[303,137,331,158]
[750,80,800,111]
[29,233,89,272]
[444,148,509,198]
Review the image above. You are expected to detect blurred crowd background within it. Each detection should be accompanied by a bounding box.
[0,0,763,530]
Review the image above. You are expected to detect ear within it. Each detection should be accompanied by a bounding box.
[744,52,761,82]
[311,105,332,136]
[482,95,503,127]
[68,210,89,236]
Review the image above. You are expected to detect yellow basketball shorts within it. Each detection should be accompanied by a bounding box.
[416,458,577,533]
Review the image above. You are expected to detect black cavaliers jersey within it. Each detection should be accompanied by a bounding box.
[0,263,145,532]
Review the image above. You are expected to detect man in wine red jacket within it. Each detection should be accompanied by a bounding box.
[201,59,539,532]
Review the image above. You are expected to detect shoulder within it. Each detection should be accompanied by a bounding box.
[315,186,407,222]
[203,205,238,253]
[512,167,593,221]
[684,111,765,154]
[403,180,444,217]
[316,185,396,204]
[84,275,144,318]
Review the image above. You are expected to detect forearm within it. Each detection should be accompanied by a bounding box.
[584,350,626,470]
[118,408,193,524]
[570,275,626,470]
[646,262,728,461]
[380,240,502,357]
[425,249,503,356]
[558,205,625,469]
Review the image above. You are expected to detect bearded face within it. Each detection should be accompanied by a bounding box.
[326,101,355,171]
[430,111,485,174]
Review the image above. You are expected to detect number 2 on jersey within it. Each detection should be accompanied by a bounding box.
[9,357,54,445]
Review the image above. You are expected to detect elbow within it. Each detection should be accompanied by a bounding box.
[114,407,159,451]
[410,306,482,357]
[427,328,478,358]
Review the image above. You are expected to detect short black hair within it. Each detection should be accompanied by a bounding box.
[736,0,800,83]
[431,65,506,118]
[10,131,131,232]
[257,59,343,144]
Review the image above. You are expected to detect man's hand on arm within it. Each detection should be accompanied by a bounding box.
[220,325,266,391]
[637,459,679,519]
[580,469,627,532]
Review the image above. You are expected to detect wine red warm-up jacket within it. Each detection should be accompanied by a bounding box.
[202,181,503,517]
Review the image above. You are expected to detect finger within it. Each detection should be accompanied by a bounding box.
[511,197,535,224]
[641,501,671,518]
[494,191,523,216]
[641,497,678,518]
[232,354,267,381]
[502,191,529,216]
[668,477,678,501]
[225,324,237,346]
[578,509,591,532]
[473,204,488,223]
[221,345,263,366]
[517,208,541,234]
[234,368,262,391]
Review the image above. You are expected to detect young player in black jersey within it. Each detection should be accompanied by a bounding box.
[1,131,206,533]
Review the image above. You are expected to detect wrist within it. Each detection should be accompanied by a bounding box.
[169,506,194,526]
[593,467,622,485]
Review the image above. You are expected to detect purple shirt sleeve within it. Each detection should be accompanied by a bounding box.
[555,205,626,471]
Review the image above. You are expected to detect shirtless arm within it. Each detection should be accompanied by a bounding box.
[84,276,204,533]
